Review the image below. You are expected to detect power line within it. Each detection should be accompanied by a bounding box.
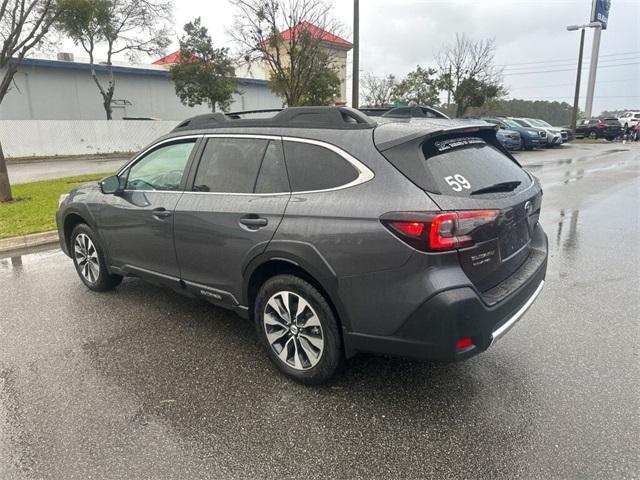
[503,61,640,77]
[507,95,640,99]
[508,78,640,90]
[502,54,640,72]
[498,50,640,68]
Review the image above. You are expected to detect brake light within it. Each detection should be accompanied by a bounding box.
[384,210,499,252]
[599,121,607,128]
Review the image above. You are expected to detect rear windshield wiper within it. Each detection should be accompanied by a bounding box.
[471,181,521,195]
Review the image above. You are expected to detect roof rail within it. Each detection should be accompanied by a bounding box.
[171,106,376,132]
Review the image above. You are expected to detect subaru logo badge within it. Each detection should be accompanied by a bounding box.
[524,201,533,215]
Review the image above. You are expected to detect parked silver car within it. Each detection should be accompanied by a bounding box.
[511,118,563,147]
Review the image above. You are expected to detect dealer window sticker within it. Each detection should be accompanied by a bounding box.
[434,137,486,152]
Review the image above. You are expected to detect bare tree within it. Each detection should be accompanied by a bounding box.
[0,0,60,202]
[57,0,171,119]
[229,0,344,106]
[437,33,505,117]
[360,72,397,107]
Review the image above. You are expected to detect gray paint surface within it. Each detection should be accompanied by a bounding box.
[0,144,638,478]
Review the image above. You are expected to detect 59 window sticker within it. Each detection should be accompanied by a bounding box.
[444,174,471,192]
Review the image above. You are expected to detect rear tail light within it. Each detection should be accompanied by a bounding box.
[599,121,607,128]
[456,337,474,352]
[384,210,499,252]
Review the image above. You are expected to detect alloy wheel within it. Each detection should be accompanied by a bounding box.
[263,291,324,370]
[74,233,99,283]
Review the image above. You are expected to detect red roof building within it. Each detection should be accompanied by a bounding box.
[152,50,182,65]
[277,21,352,50]
[153,50,182,65]
[154,22,352,66]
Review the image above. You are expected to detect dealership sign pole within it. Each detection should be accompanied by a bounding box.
[584,0,611,118]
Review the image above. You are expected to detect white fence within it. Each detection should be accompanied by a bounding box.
[0,120,177,158]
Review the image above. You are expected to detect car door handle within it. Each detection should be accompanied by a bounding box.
[152,207,172,219]
[239,215,268,228]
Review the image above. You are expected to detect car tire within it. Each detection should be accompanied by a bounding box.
[254,274,343,385]
[588,130,598,140]
[70,224,123,292]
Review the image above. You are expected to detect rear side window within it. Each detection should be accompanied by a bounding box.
[283,141,359,192]
[193,138,288,194]
[422,136,531,197]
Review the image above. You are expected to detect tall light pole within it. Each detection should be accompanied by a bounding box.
[567,23,597,131]
[566,21,603,128]
[584,23,602,118]
[352,0,359,108]
[584,0,611,117]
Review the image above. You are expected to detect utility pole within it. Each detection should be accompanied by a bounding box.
[446,64,452,108]
[584,24,602,118]
[352,0,359,109]
[570,27,586,131]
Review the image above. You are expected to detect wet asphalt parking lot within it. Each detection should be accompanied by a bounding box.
[1,142,639,479]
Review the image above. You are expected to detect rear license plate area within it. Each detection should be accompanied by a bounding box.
[500,220,530,259]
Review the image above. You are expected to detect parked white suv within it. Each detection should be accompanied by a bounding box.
[618,112,640,130]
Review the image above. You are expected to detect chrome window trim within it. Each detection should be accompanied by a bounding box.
[282,136,375,194]
[204,133,282,141]
[117,133,375,196]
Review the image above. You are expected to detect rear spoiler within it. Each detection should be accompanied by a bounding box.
[374,121,498,152]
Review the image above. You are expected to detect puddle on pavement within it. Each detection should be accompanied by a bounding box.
[563,169,585,184]
[0,246,62,273]
[555,209,580,252]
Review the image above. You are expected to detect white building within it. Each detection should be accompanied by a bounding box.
[0,54,283,121]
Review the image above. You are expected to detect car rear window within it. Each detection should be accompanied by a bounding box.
[421,136,531,197]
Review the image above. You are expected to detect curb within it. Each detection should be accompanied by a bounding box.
[0,231,59,254]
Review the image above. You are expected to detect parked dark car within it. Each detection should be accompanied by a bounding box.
[575,118,621,140]
[56,107,548,384]
[359,106,449,119]
[481,117,547,150]
[496,128,522,150]
[380,105,449,119]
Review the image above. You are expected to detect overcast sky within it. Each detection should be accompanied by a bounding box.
[65,0,640,114]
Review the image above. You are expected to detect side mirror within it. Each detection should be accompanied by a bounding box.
[99,175,124,194]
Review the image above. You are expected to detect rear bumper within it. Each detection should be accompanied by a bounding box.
[343,228,548,362]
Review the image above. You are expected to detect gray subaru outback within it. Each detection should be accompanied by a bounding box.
[56,107,547,384]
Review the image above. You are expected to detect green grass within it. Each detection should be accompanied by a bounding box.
[0,173,109,239]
